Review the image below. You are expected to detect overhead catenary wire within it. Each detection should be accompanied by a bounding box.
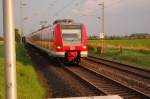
[51,0,86,21]
[26,0,123,34]
[52,0,76,19]
[75,0,123,19]
[27,0,86,25]
[27,0,78,33]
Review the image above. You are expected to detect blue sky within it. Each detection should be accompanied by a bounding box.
[0,0,150,36]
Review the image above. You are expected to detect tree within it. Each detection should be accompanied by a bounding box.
[15,28,21,42]
[0,36,3,41]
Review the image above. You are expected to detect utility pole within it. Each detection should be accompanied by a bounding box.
[99,2,105,54]
[3,0,17,98]
[20,0,26,42]
[20,0,23,41]
[102,2,105,38]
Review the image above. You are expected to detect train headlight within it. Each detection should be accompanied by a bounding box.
[57,46,61,49]
[83,46,87,49]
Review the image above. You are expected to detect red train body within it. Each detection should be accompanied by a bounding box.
[26,19,88,64]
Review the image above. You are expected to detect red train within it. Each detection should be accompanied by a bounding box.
[26,19,88,64]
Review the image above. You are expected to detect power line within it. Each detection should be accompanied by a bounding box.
[52,0,76,19]
[106,0,122,8]
[51,0,87,21]
[32,0,85,23]
[68,0,86,17]
[75,0,123,19]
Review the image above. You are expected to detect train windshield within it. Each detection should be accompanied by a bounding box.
[62,30,81,41]
[61,25,82,46]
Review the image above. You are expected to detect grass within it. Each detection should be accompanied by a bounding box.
[89,47,150,70]
[88,39,150,70]
[89,39,150,49]
[0,43,5,99]
[0,42,45,99]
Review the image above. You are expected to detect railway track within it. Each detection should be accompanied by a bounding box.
[83,56,150,96]
[87,55,150,79]
[63,64,150,99]
[26,44,105,97]
[26,44,150,98]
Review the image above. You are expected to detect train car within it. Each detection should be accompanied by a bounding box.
[26,19,88,64]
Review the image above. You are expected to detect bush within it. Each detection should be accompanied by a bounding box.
[15,28,21,42]
[0,36,3,41]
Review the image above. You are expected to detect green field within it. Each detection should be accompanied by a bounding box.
[88,39,150,70]
[0,42,45,99]
[89,39,150,50]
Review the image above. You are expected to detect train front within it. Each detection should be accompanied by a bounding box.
[55,23,88,64]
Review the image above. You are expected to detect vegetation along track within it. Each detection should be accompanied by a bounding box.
[83,55,150,97]
[63,64,150,99]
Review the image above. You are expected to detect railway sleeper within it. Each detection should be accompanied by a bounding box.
[107,91,127,94]
[120,92,137,96]
[120,94,138,99]
[98,85,122,89]
[103,88,125,91]
[102,85,122,88]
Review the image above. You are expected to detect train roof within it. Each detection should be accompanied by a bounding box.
[60,23,82,25]
[28,25,51,36]
[53,19,75,25]
[28,19,83,37]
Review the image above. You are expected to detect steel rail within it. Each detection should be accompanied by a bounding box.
[87,55,150,79]
[60,63,107,96]
[63,65,149,99]
[79,64,150,98]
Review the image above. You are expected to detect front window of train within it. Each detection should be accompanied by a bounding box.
[61,25,82,46]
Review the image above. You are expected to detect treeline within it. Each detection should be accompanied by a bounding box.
[88,33,150,40]
[15,28,21,42]
[0,36,3,41]
[0,28,21,42]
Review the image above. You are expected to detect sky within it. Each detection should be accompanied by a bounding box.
[0,0,150,36]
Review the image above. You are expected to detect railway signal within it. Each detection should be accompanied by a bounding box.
[3,0,17,98]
